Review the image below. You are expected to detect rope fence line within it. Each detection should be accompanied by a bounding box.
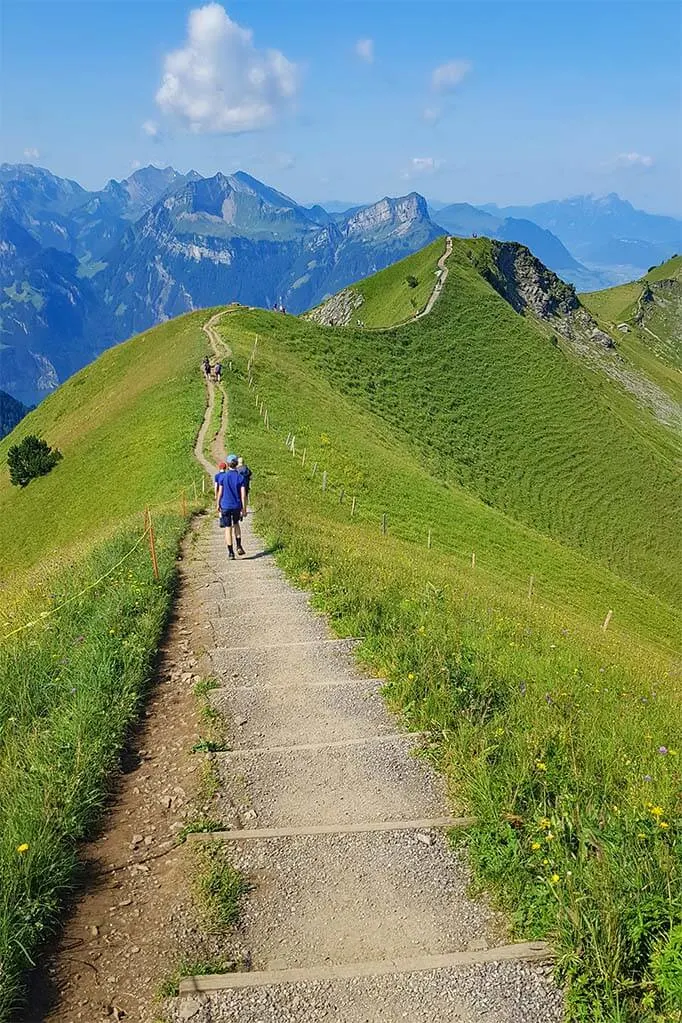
[1,523,152,644]
[237,340,616,634]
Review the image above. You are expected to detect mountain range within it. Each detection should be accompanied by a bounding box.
[1,162,680,408]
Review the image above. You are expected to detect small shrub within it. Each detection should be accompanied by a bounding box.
[7,434,62,487]
[406,275,419,288]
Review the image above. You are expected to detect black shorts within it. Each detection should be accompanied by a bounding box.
[219,508,242,528]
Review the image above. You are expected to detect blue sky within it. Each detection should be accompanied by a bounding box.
[2,0,680,213]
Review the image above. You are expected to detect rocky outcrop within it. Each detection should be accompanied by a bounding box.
[481,242,679,428]
[481,242,616,353]
[305,288,364,326]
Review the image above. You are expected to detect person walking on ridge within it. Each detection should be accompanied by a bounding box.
[202,355,211,378]
[216,454,247,559]
[237,455,252,498]
[213,361,222,383]
[213,460,227,500]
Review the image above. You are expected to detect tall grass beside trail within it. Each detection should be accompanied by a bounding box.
[222,337,681,1022]
[0,514,187,1020]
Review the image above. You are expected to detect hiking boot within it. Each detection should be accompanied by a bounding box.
[227,546,236,560]
[236,542,246,556]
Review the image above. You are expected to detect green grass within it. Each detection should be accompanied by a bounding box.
[0,309,211,587]
[342,238,447,327]
[0,310,215,1018]
[191,842,252,931]
[215,272,681,1021]
[223,239,681,609]
[582,256,682,377]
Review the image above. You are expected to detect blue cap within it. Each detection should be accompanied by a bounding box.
[227,454,238,465]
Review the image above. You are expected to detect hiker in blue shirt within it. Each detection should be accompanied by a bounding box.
[237,456,252,497]
[215,454,247,560]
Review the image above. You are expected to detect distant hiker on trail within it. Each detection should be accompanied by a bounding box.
[213,460,227,499]
[216,454,247,560]
[237,455,252,496]
[213,362,222,383]
[202,356,211,378]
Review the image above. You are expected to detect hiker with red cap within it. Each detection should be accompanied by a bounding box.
[215,454,247,560]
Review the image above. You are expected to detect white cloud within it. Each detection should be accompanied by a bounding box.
[402,156,443,179]
[154,2,298,134]
[23,147,40,160]
[431,60,472,92]
[142,119,159,137]
[422,106,440,123]
[355,38,374,63]
[615,151,654,169]
[275,152,296,170]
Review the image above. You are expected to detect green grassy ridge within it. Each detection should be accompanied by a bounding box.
[0,309,218,1016]
[222,246,680,608]
[343,238,446,327]
[0,309,212,588]
[220,324,681,1021]
[582,256,682,378]
[219,314,680,651]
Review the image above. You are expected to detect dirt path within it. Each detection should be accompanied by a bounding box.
[413,235,453,321]
[161,311,563,1022]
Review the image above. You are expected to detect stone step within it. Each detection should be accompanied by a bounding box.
[185,829,506,973]
[205,609,331,649]
[208,637,362,687]
[208,678,392,748]
[211,733,446,829]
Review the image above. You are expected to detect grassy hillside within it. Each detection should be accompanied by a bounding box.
[215,294,681,1021]
[0,311,212,1017]
[346,238,446,326]
[239,240,681,608]
[583,256,682,377]
[0,311,209,588]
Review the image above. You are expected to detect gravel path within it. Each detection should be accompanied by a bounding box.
[167,313,564,1021]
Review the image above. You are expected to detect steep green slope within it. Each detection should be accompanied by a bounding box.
[214,301,680,1022]
[583,255,682,375]
[0,311,208,586]
[307,239,446,328]
[241,241,680,607]
[0,311,211,1018]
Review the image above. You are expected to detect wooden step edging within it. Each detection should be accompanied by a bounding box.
[185,816,477,842]
[212,732,424,757]
[178,942,553,994]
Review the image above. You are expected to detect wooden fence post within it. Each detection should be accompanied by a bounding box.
[528,575,534,600]
[602,610,613,632]
[339,488,344,504]
[311,462,318,478]
[427,529,432,550]
[382,513,387,535]
[192,479,198,502]
[201,475,206,495]
[322,471,327,492]
[146,508,160,581]
[471,552,476,569]
[291,435,296,455]
[286,432,291,447]
[301,448,307,468]
[351,496,356,517]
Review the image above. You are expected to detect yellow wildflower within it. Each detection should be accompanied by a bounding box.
[536,761,547,772]
[637,833,646,839]
[531,841,541,851]
[17,843,29,854]
[407,673,415,681]
[539,818,551,830]
[658,821,669,829]
[550,873,560,883]
[650,806,664,817]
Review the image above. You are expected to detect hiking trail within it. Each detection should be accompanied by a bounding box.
[164,310,563,1021]
[413,234,453,321]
